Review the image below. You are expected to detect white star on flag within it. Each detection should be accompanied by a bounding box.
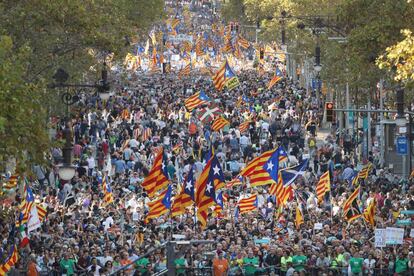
[186,181,192,191]
[206,182,213,193]
[267,162,274,171]
[213,165,221,175]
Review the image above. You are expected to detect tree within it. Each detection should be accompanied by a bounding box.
[377,29,414,85]
[0,1,164,171]
[0,36,49,172]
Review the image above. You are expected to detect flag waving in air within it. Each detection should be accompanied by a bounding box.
[237,35,250,49]
[212,60,239,91]
[184,91,210,111]
[316,171,331,203]
[18,181,35,225]
[196,155,225,228]
[171,166,196,217]
[0,245,19,275]
[295,205,304,229]
[101,174,114,206]
[280,159,309,187]
[269,172,292,206]
[363,198,376,227]
[197,105,222,124]
[241,147,288,188]
[211,116,229,132]
[238,194,258,214]
[141,148,170,198]
[178,62,191,79]
[343,186,362,222]
[145,185,172,223]
[267,67,284,90]
[239,121,250,133]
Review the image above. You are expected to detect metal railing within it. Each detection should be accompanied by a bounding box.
[109,242,167,275]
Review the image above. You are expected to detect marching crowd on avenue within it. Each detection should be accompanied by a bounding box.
[1,1,414,276]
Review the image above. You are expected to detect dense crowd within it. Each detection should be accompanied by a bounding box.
[1,1,414,276]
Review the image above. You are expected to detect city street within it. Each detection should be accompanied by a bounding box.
[1,0,414,275]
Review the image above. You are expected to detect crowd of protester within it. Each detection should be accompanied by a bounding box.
[1,1,414,276]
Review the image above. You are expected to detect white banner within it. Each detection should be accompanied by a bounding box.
[385,227,405,245]
[28,205,41,233]
[374,228,386,247]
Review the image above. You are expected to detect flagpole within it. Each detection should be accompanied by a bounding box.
[329,190,333,223]
[193,205,197,232]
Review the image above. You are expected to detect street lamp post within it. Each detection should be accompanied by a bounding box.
[50,61,112,181]
[395,86,409,177]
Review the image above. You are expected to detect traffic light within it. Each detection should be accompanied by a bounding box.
[235,23,239,33]
[259,48,264,60]
[326,102,334,123]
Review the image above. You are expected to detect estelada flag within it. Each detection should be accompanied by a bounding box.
[211,116,229,132]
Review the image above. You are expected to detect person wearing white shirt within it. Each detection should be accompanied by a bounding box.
[87,258,102,276]
[240,135,250,153]
[129,138,139,149]
[97,249,114,267]
[87,156,96,176]
[363,254,376,275]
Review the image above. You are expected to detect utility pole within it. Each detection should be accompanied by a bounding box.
[395,86,408,177]
[367,95,372,155]
[346,81,350,130]
[379,79,384,167]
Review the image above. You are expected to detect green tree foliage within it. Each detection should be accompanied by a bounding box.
[377,29,414,85]
[0,36,49,171]
[0,0,164,82]
[0,1,163,171]
[223,0,414,92]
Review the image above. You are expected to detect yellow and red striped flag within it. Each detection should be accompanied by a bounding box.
[184,91,210,111]
[171,168,195,217]
[36,204,47,222]
[141,148,170,198]
[269,172,292,206]
[295,206,304,229]
[238,195,258,214]
[196,156,224,228]
[145,186,172,223]
[244,153,288,188]
[316,171,330,203]
[238,35,250,49]
[151,47,157,69]
[0,245,19,275]
[358,163,372,179]
[178,62,191,79]
[234,42,242,59]
[101,174,114,205]
[195,36,204,56]
[239,121,250,133]
[18,182,34,226]
[211,116,229,132]
[182,40,193,52]
[343,185,362,222]
[212,61,227,91]
[3,174,18,190]
[363,198,376,227]
[267,67,283,90]
[223,38,233,53]
[171,18,180,29]
[141,128,152,141]
[226,175,243,189]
